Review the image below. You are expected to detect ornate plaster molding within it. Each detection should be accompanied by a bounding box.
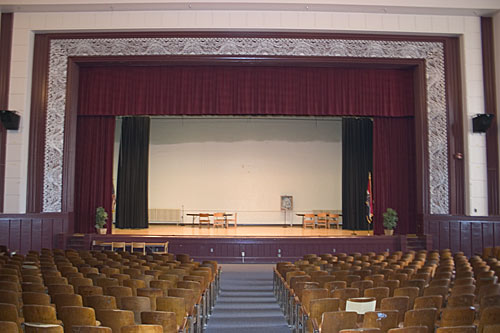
[45,37,448,214]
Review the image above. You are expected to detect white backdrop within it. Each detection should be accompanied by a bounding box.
[115,117,342,225]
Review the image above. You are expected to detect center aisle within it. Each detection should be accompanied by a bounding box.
[206,264,292,333]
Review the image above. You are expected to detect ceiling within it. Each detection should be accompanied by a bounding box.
[0,0,499,17]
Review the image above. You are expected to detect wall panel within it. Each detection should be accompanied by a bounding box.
[0,213,71,253]
[424,215,500,256]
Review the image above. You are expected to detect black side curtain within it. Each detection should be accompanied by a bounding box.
[116,117,150,229]
[342,118,373,230]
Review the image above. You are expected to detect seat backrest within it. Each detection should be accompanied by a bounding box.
[141,311,177,333]
[59,306,97,333]
[440,306,476,327]
[96,309,135,333]
[380,296,410,324]
[23,304,59,324]
[53,293,83,313]
[363,310,399,332]
[403,308,437,333]
[320,311,358,333]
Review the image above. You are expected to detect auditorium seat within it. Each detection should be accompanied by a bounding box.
[363,310,399,332]
[96,309,135,333]
[320,311,358,333]
[58,306,98,333]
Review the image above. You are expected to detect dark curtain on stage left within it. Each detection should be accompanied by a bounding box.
[115,117,150,229]
[74,116,115,234]
[342,118,373,230]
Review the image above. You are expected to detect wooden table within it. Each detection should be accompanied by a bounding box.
[186,213,233,228]
[295,213,342,228]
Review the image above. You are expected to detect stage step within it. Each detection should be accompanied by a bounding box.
[405,235,429,252]
[66,234,88,251]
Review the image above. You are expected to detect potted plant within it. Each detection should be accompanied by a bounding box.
[382,208,398,235]
[95,206,108,234]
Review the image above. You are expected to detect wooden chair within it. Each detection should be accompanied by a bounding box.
[422,286,448,304]
[95,309,135,333]
[450,284,475,296]
[151,242,169,255]
[316,213,329,229]
[303,214,315,229]
[198,214,211,228]
[446,294,474,308]
[77,286,104,298]
[309,298,340,331]
[394,287,419,309]
[225,213,237,228]
[44,276,69,285]
[131,243,146,256]
[381,296,410,325]
[104,286,133,308]
[150,280,174,297]
[59,306,98,333]
[141,311,177,333]
[123,279,147,296]
[403,308,438,333]
[23,304,60,325]
[137,288,164,311]
[0,290,21,314]
[439,306,475,327]
[363,310,399,333]
[23,291,52,306]
[328,214,341,229]
[331,288,360,310]
[120,296,152,324]
[53,293,83,314]
[0,303,24,332]
[213,212,226,228]
[479,306,500,333]
[0,321,19,333]
[364,287,390,309]
[156,296,187,330]
[111,242,126,252]
[83,295,117,310]
[320,311,358,333]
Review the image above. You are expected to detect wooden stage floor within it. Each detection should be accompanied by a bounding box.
[112,225,371,238]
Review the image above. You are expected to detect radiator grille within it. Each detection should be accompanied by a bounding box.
[149,208,181,222]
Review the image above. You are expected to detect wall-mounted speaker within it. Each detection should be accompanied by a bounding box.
[472,113,495,133]
[0,110,20,130]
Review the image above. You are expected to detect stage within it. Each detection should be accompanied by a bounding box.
[65,225,426,263]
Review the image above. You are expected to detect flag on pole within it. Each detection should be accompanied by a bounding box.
[366,172,373,224]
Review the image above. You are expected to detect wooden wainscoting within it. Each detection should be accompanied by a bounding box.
[0,213,72,253]
[423,214,500,256]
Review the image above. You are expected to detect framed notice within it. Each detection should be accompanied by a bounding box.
[280,195,293,211]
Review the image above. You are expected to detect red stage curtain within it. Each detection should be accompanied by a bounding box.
[373,117,417,235]
[78,66,414,117]
[76,65,416,234]
[74,116,115,234]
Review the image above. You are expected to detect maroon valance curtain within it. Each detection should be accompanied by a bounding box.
[78,66,414,117]
[74,116,115,234]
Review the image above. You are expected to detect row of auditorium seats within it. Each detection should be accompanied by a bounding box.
[0,247,220,332]
[274,249,500,333]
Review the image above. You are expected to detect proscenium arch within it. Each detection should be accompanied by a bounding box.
[26,32,465,230]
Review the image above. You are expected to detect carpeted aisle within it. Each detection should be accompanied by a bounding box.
[205,264,292,333]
